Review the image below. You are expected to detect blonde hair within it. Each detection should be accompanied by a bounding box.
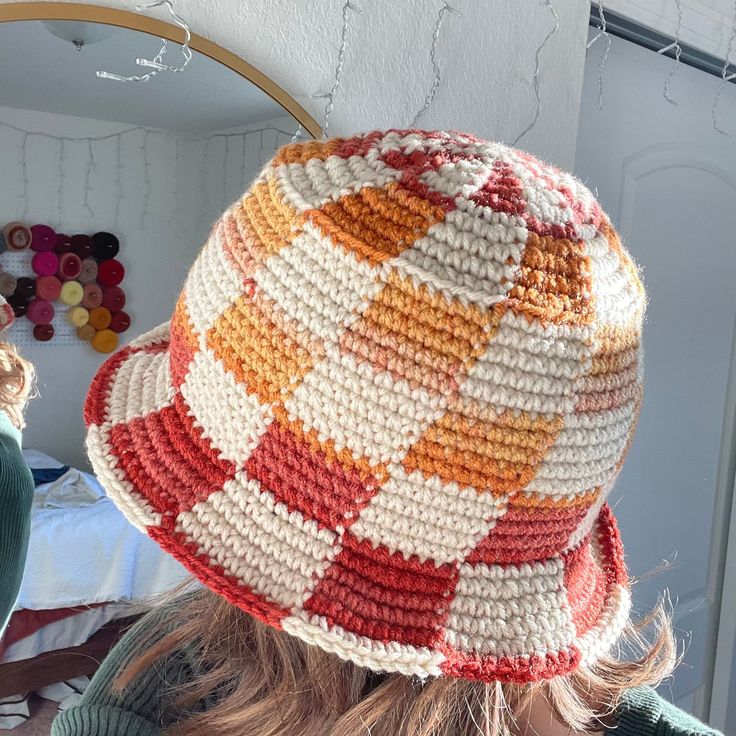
[116,587,677,736]
[0,341,34,429]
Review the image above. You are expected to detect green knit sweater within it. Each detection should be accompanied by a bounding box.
[51,609,722,736]
[0,410,34,636]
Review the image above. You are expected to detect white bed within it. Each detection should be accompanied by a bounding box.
[1,448,190,666]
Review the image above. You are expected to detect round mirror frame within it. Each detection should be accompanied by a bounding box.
[0,1,321,139]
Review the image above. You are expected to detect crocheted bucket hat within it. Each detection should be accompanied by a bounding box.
[0,295,14,331]
[85,129,645,684]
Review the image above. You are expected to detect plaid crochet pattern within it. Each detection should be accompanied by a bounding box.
[85,129,645,684]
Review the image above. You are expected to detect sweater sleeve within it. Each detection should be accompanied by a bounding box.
[0,419,35,635]
[52,609,198,736]
[613,687,724,736]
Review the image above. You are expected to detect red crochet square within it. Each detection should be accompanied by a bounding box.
[563,539,607,637]
[108,393,236,516]
[245,419,381,532]
[303,532,459,647]
[467,503,590,565]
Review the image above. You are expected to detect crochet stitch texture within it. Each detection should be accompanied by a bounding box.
[0,295,14,331]
[85,129,645,684]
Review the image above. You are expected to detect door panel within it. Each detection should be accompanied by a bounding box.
[575,32,736,726]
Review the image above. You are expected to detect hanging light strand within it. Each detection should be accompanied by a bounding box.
[19,133,29,221]
[513,0,559,146]
[257,130,265,167]
[114,134,123,230]
[141,130,151,228]
[411,2,458,127]
[222,135,230,207]
[83,140,95,217]
[1,119,310,231]
[713,0,736,135]
[201,137,210,223]
[657,0,683,104]
[240,133,248,185]
[587,0,612,110]
[317,0,359,139]
[0,118,305,144]
[56,139,64,227]
[97,0,192,83]
[290,124,304,144]
[166,137,179,229]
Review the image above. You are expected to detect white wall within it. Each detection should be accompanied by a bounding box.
[0,0,591,170]
[0,105,294,468]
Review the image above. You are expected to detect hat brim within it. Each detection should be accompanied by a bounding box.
[86,322,631,683]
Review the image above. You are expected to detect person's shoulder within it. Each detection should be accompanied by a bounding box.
[0,412,33,501]
[51,599,200,736]
[611,687,723,736]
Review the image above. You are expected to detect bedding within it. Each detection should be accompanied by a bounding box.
[0,450,191,723]
[14,448,189,613]
[0,605,105,658]
[0,604,128,664]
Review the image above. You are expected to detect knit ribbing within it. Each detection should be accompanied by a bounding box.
[610,687,723,736]
[51,706,158,736]
[52,610,202,736]
[83,129,645,684]
[0,410,34,636]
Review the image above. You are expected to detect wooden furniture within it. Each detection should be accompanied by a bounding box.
[0,616,138,698]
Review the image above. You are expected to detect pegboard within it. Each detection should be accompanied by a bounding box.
[0,223,130,352]
[2,248,79,347]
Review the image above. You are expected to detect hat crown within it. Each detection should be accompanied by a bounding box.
[87,130,644,683]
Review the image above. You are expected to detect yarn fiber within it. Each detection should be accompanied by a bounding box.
[0,295,13,331]
[85,129,645,684]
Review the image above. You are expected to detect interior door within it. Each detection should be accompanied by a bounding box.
[575,31,736,729]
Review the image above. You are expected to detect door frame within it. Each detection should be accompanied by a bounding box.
[708,320,736,730]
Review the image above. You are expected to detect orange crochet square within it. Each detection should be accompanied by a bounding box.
[507,232,594,325]
[403,404,563,495]
[340,270,498,395]
[306,182,445,266]
[576,322,642,414]
[270,138,341,166]
[171,293,199,351]
[207,288,322,406]
[220,212,269,280]
[511,487,601,510]
[230,179,301,267]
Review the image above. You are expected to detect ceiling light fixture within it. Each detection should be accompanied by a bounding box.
[42,20,119,51]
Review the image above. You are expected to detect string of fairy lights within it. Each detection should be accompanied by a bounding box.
[589,0,736,134]
[713,0,736,134]
[657,0,683,105]
[303,0,736,140]
[2,0,735,239]
[0,119,306,235]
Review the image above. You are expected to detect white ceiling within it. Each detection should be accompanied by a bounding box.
[0,20,291,133]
